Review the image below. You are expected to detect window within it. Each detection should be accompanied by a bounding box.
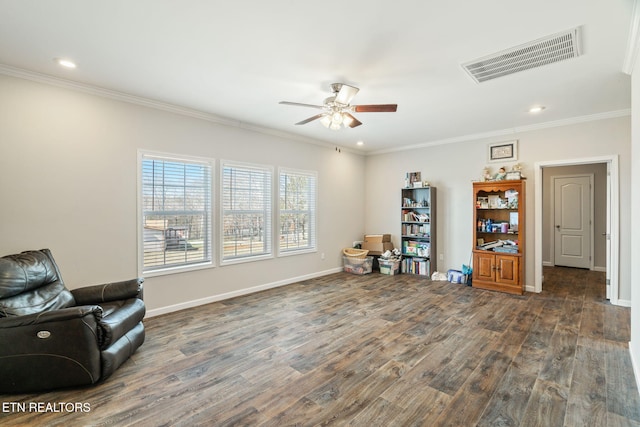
[279,168,317,254]
[221,161,272,262]
[139,152,213,274]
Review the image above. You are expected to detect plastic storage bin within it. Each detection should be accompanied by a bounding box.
[343,256,373,275]
[378,259,401,275]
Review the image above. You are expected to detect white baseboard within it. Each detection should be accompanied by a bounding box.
[630,344,640,397]
[616,299,631,307]
[145,267,343,318]
[542,261,606,272]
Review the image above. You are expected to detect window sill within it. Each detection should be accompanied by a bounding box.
[142,261,214,278]
[278,248,317,257]
[220,254,274,266]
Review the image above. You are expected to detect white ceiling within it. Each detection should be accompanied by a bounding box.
[0,1,633,153]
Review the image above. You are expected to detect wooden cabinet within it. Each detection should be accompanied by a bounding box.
[473,252,520,289]
[472,180,525,295]
[401,186,436,276]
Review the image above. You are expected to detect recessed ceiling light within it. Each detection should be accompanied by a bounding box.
[356,141,364,146]
[529,106,546,113]
[55,58,77,69]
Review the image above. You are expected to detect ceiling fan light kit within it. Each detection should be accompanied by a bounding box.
[280,83,397,130]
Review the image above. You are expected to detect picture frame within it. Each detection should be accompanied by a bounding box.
[405,171,421,188]
[488,140,518,163]
[506,171,521,180]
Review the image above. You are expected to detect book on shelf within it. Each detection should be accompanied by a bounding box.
[477,240,503,250]
[403,240,430,257]
[401,257,430,275]
[493,245,519,254]
[402,223,430,237]
[476,239,519,252]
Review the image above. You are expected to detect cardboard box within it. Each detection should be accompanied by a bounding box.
[364,234,391,243]
[362,241,394,255]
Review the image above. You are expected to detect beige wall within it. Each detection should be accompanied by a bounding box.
[0,74,366,315]
[541,163,608,269]
[364,115,631,301]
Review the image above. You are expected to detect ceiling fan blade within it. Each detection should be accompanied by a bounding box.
[280,101,324,109]
[295,113,326,125]
[343,113,362,128]
[334,84,359,105]
[353,104,398,113]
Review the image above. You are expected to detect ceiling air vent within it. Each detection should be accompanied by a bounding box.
[462,27,582,83]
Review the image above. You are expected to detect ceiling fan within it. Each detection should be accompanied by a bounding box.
[279,83,397,130]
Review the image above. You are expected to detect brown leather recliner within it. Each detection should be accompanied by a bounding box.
[0,249,145,393]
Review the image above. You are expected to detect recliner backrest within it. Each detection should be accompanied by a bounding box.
[0,249,75,317]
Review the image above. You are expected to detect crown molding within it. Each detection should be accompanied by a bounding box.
[0,63,628,157]
[623,0,640,75]
[367,109,631,156]
[0,63,354,154]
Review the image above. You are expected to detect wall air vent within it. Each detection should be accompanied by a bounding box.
[462,27,582,83]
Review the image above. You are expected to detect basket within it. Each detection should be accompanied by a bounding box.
[343,248,369,259]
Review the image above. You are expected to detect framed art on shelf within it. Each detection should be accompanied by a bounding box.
[488,140,518,163]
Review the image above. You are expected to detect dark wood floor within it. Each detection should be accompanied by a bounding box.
[2,267,639,426]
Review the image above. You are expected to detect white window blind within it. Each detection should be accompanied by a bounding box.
[140,153,213,273]
[221,161,272,261]
[279,168,317,254]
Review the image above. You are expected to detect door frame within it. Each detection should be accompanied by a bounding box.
[550,173,595,270]
[534,155,619,304]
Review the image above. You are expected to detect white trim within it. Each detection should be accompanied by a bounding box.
[136,149,216,277]
[368,110,631,156]
[630,344,640,397]
[142,261,214,278]
[0,63,630,157]
[0,63,350,154]
[534,155,620,306]
[144,267,343,318]
[623,0,640,75]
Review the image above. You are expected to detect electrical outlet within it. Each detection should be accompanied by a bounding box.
[321,253,325,260]
[439,254,444,261]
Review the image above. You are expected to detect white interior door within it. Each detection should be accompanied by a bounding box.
[553,175,592,269]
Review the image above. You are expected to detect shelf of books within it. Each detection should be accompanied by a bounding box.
[401,256,431,276]
[401,183,436,276]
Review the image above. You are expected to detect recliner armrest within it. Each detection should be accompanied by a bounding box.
[0,305,103,329]
[71,278,144,305]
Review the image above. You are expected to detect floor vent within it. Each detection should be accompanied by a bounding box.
[462,27,582,83]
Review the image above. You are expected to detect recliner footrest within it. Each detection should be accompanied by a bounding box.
[101,322,145,380]
[98,298,145,349]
